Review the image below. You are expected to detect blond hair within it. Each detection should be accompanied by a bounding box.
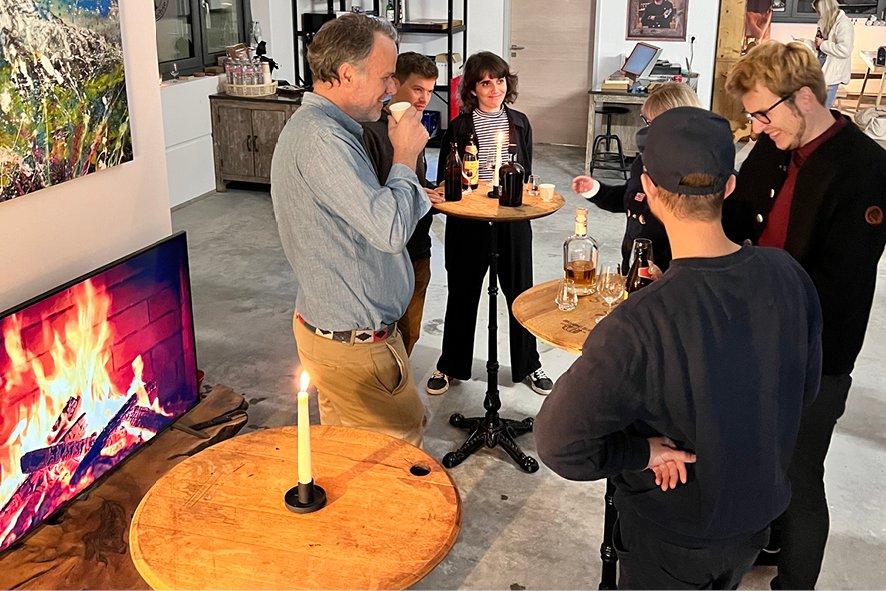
[816,0,840,37]
[642,82,702,119]
[725,41,827,105]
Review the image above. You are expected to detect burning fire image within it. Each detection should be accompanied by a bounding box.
[0,262,195,553]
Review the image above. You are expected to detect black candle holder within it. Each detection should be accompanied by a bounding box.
[284,480,327,513]
[487,184,502,199]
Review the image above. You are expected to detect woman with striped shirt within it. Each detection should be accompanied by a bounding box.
[426,52,553,397]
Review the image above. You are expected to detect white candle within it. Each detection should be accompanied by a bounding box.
[492,131,504,187]
[297,371,312,485]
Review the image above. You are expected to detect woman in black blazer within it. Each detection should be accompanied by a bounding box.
[426,52,552,397]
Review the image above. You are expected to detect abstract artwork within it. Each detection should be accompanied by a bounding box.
[0,0,132,202]
[627,0,689,41]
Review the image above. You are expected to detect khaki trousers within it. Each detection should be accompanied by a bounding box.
[294,316,426,447]
[397,258,432,356]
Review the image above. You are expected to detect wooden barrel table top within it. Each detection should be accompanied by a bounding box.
[433,181,565,222]
[129,426,461,590]
[513,279,614,355]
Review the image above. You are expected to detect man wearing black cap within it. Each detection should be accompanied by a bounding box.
[535,107,823,589]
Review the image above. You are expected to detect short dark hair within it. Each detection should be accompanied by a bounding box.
[308,14,398,84]
[395,52,438,83]
[655,173,725,221]
[458,52,518,113]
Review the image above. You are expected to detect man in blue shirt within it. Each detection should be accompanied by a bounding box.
[270,14,432,446]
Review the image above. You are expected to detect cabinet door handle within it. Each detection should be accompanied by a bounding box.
[252,135,258,153]
[245,135,252,152]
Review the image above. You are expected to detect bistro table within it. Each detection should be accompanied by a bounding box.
[513,280,622,590]
[434,182,564,473]
[129,426,461,590]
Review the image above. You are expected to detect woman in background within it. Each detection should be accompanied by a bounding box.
[572,82,701,273]
[815,0,854,108]
[426,52,553,397]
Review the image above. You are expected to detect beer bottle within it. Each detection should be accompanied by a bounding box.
[626,238,654,294]
[444,141,463,202]
[463,133,479,190]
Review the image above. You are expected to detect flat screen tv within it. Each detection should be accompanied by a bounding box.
[0,232,198,553]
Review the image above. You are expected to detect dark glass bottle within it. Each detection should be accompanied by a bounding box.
[626,238,654,294]
[463,133,479,190]
[444,140,463,202]
[498,144,524,207]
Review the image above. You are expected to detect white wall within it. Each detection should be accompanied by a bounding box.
[0,3,172,311]
[251,0,508,87]
[161,75,224,207]
[592,2,720,107]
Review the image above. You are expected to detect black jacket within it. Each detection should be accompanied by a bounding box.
[589,153,673,273]
[362,111,434,261]
[723,115,886,375]
[436,106,533,184]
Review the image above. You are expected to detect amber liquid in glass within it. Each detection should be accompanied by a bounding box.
[565,260,597,292]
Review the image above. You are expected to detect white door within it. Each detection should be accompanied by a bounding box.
[508,0,595,145]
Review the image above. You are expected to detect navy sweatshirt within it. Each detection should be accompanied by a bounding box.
[535,246,823,544]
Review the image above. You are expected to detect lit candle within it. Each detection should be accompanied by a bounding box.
[297,371,312,485]
[492,131,504,187]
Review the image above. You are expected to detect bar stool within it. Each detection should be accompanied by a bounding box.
[590,106,630,180]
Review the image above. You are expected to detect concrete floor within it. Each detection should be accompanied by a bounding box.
[172,144,886,589]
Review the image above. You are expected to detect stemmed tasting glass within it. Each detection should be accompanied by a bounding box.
[596,264,625,323]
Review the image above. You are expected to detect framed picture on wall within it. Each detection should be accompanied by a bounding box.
[627,0,689,41]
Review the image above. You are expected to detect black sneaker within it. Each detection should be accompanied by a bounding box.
[426,371,449,395]
[527,369,554,395]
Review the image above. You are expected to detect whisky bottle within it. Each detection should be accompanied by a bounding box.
[463,133,479,190]
[563,207,599,295]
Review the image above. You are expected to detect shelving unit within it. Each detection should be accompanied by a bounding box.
[290,0,467,116]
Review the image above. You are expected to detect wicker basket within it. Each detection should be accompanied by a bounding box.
[223,80,277,97]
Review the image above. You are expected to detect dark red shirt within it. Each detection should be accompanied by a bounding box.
[757,116,847,248]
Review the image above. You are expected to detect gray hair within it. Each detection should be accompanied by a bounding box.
[307,13,398,84]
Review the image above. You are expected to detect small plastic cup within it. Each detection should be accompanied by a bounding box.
[388,101,411,122]
[539,183,556,202]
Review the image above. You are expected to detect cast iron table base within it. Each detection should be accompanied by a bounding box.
[441,221,539,473]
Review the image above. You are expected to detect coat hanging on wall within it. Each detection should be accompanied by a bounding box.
[0,0,133,203]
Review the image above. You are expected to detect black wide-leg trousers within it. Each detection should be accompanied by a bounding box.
[436,217,541,383]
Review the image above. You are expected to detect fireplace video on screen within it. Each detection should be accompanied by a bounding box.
[0,233,198,553]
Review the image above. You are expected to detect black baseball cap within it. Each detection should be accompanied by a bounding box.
[643,106,735,196]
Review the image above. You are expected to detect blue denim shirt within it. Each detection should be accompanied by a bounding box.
[270,93,431,331]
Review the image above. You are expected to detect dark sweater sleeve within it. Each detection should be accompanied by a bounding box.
[804,277,823,408]
[535,311,650,481]
[361,123,389,186]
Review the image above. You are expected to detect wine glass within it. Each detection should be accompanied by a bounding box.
[170,62,180,82]
[555,279,578,312]
[596,264,625,323]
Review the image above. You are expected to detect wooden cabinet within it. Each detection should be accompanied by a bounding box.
[209,93,300,191]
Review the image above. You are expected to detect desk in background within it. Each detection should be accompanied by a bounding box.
[585,90,647,175]
[857,50,886,110]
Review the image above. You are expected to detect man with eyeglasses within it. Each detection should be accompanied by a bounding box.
[724,41,886,589]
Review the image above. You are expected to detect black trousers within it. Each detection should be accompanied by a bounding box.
[437,217,541,382]
[771,373,852,590]
[615,512,769,590]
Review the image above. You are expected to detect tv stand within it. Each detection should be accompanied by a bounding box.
[0,385,248,590]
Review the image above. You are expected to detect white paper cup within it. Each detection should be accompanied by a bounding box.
[389,101,411,122]
[539,183,556,202]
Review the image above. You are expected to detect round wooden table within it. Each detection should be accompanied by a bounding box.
[129,426,461,590]
[433,182,565,474]
[433,181,565,221]
[512,279,613,355]
[513,278,622,590]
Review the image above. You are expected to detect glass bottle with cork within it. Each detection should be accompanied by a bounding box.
[563,207,599,295]
[444,140,464,202]
[462,133,479,191]
[625,238,654,294]
[498,143,524,207]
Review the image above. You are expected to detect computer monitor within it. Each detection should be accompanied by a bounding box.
[622,42,662,80]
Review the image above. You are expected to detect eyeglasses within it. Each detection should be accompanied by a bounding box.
[641,114,651,126]
[744,93,794,125]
